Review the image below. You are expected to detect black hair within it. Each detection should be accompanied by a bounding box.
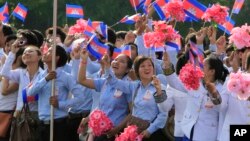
[17,29,39,47]
[14,48,26,68]
[176,51,189,75]
[46,27,66,42]
[31,29,44,47]
[56,45,68,67]
[133,56,154,79]
[106,43,116,58]
[5,34,17,44]
[246,52,250,71]
[206,55,229,82]
[107,27,116,44]
[2,24,13,36]
[127,42,138,56]
[116,31,127,40]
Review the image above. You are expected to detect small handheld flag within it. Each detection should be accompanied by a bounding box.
[66,4,84,18]
[129,0,146,12]
[183,0,207,21]
[119,13,141,24]
[0,2,9,23]
[153,0,169,20]
[12,3,28,22]
[218,17,235,35]
[232,0,245,14]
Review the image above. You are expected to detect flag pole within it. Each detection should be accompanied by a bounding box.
[223,10,234,36]
[50,0,58,141]
[110,22,120,28]
[132,0,138,13]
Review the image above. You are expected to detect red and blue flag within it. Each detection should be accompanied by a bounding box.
[0,2,9,23]
[92,21,108,40]
[87,35,109,60]
[66,4,84,18]
[189,41,204,68]
[119,13,141,24]
[112,45,132,59]
[129,0,146,11]
[153,0,169,20]
[23,83,39,103]
[12,3,28,22]
[183,0,207,21]
[218,17,235,35]
[143,0,152,14]
[232,0,245,14]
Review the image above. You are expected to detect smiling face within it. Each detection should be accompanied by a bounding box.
[111,54,131,78]
[42,47,53,64]
[22,46,41,65]
[138,59,154,80]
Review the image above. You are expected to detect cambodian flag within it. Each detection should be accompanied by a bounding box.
[218,17,235,35]
[12,3,28,22]
[87,35,109,60]
[232,0,245,14]
[129,0,146,11]
[153,0,169,20]
[92,21,107,40]
[66,4,84,18]
[119,13,141,24]
[166,39,181,52]
[23,83,39,103]
[0,2,9,23]
[112,45,131,59]
[143,0,152,14]
[183,0,207,21]
[189,41,204,68]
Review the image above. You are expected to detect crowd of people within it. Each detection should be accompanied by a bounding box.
[0,6,250,141]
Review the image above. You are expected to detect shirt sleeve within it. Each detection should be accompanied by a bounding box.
[147,109,167,134]
[0,52,20,83]
[71,59,80,80]
[58,74,83,110]
[26,73,47,96]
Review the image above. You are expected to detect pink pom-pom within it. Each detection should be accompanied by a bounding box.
[68,19,87,35]
[227,72,250,100]
[179,63,204,90]
[115,125,142,141]
[88,109,113,136]
[163,0,185,22]
[202,4,229,25]
[229,24,250,49]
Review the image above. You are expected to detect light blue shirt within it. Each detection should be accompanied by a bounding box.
[70,59,93,113]
[93,76,132,127]
[1,52,43,111]
[26,67,82,121]
[106,69,167,134]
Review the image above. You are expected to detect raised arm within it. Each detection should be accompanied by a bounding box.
[78,48,95,89]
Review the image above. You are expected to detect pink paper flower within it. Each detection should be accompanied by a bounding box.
[179,63,204,90]
[88,109,113,136]
[202,4,229,25]
[229,24,250,49]
[68,19,87,35]
[163,0,185,22]
[143,32,155,48]
[227,71,250,100]
[115,125,142,141]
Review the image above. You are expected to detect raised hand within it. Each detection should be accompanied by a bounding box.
[216,36,226,54]
[101,54,111,69]
[152,75,162,95]
[71,44,81,60]
[196,27,207,45]
[229,51,240,72]
[162,50,171,69]
[80,47,89,61]
[207,26,217,44]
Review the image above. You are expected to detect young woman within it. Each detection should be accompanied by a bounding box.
[0,36,24,141]
[101,54,168,141]
[160,51,229,141]
[26,45,82,141]
[219,48,250,141]
[1,44,44,141]
[78,48,133,141]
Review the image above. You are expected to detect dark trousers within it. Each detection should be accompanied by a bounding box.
[67,112,89,141]
[94,135,115,141]
[143,129,169,141]
[39,117,69,141]
[0,110,13,141]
